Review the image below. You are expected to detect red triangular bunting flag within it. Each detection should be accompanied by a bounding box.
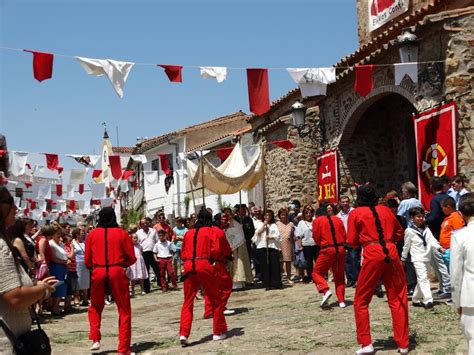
[272,140,294,151]
[30,201,37,210]
[56,184,62,197]
[121,170,135,180]
[246,68,270,116]
[45,154,59,171]
[92,169,102,178]
[159,65,183,83]
[79,184,84,194]
[159,154,172,175]
[69,200,76,212]
[216,147,233,161]
[24,182,32,189]
[354,64,375,97]
[23,50,54,82]
[108,155,122,180]
[57,166,64,174]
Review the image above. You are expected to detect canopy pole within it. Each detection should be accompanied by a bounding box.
[189,178,197,215]
[200,150,206,208]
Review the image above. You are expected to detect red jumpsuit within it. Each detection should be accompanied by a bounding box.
[85,227,136,354]
[203,226,233,318]
[179,226,227,338]
[312,215,346,302]
[347,205,408,349]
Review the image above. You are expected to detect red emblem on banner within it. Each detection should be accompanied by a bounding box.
[316,149,339,203]
[414,102,457,210]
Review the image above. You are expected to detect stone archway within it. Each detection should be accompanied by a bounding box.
[338,92,418,195]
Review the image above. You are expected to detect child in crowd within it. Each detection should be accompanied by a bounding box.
[172,217,187,279]
[126,232,148,297]
[440,196,465,270]
[401,207,445,309]
[64,233,78,312]
[154,229,178,292]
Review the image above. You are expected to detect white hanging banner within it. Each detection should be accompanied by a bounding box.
[78,200,91,215]
[287,67,336,97]
[9,152,29,177]
[394,63,418,85]
[200,66,227,83]
[67,154,100,168]
[66,185,75,200]
[130,155,148,164]
[69,169,87,185]
[31,184,52,200]
[36,200,47,213]
[76,57,135,98]
[91,183,106,200]
[58,200,67,212]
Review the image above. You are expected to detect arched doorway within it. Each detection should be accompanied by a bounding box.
[338,93,418,195]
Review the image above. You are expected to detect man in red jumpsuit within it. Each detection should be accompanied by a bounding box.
[179,209,227,346]
[347,185,408,354]
[312,205,347,308]
[85,207,136,354]
[203,213,233,318]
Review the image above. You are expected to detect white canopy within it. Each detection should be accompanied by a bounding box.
[187,142,265,195]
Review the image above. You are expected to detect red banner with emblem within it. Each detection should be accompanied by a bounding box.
[414,102,457,210]
[316,149,339,203]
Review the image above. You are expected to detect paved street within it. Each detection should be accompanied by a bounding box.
[44,281,466,354]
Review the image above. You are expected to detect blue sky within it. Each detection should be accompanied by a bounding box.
[1,0,358,158]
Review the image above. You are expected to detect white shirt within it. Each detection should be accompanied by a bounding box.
[137,228,158,252]
[295,220,315,246]
[337,207,353,232]
[401,227,441,263]
[252,222,280,250]
[451,221,474,308]
[153,240,173,258]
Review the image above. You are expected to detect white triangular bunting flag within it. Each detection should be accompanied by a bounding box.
[394,63,418,85]
[9,152,28,176]
[76,57,135,98]
[287,67,336,97]
[69,169,87,185]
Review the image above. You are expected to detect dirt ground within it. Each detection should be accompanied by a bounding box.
[44,278,467,354]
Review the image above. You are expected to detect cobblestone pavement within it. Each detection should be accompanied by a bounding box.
[45,280,466,354]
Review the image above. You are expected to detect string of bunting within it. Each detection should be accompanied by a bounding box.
[1,46,446,115]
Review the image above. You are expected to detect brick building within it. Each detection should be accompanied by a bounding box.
[250,0,474,209]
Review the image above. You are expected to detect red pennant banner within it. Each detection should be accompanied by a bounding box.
[272,140,294,151]
[30,201,37,210]
[24,208,30,216]
[159,154,171,175]
[216,147,233,162]
[247,68,270,116]
[121,170,135,180]
[92,169,102,178]
[56,184,62,197]
[69,200,76,212]
[24,182,32,189]
[45,153,59,171]
[159,64,183,83]
[79,184,84,194]
[57,166,64,174]
[316,149,339,203]
[24,50,54,82]
[91,199,100,205]
[414,102,457,210]
[354,64,375,97]
[108,155,122,180]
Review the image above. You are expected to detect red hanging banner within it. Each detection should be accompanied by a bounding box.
[45,153,59,171]
[414,102,457,210]
[316,149,339,204]
[92,169,102,178]
[216,147,233,162]
[121,170,135,180]
[79,184,84,194]
[246,68,270,116]
[354,64,375,97]
[159,154,172,175]
[158,64,183,83]
[108,155,122,180]
[56,184,62,197]
[24,50,54,82]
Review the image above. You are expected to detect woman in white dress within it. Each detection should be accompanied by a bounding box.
[72,227,90,306]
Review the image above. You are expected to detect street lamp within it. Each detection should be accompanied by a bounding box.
[397,28,419,63]
[290,100,320,143]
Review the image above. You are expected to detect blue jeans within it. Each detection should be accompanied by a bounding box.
[345,247,361,282]
[442,249,450,273]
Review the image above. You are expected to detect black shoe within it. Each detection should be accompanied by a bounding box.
[424,302,434,309]
[346,281,355,288]
[412,301,424,307]
[375,287,384,298]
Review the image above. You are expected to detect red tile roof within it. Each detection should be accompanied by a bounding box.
[112,146,135,154]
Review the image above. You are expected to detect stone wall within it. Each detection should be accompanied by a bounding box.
[263,107,320,210]
[444,13,474,185]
